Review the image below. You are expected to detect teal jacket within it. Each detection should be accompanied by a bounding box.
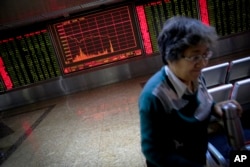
[138,67,214,167]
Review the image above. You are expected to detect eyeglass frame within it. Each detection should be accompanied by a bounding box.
[181,50,213,63]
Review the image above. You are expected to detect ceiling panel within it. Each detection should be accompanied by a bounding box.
[0,0,126,31]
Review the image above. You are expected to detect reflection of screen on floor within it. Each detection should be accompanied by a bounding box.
[230,150,250,167]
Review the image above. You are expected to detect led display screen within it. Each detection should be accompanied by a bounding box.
[198,0,209,25]
[136,0,199,55]
[51,5,142,74]
[0,56,12,90]
[0,76,5,92]
[207,0,250,36]
[0,30,61,90]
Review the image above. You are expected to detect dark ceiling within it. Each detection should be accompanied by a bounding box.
[0,0,127,32]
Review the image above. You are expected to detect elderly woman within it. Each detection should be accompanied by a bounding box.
[138,16,242,167]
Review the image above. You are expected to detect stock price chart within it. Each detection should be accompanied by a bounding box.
[52,6,142,74]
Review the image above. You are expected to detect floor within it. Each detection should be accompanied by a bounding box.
[0,75,150,167]
[1,73,249,167]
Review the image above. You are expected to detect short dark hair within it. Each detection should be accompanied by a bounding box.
[157,16,218,64]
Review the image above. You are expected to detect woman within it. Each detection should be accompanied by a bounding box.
[138,16,242,167]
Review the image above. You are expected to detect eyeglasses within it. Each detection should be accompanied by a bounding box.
[182,51,213,63]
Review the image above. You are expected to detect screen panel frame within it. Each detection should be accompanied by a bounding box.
[0,27,61,90]
[135,0,200,56]
[49,3,144,75]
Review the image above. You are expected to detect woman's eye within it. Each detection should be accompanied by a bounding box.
[193,56,200,61]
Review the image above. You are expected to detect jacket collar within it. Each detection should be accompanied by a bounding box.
[164,65,198,98]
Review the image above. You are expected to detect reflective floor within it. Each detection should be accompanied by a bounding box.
[0,75,150,167]
[1,72,249,167]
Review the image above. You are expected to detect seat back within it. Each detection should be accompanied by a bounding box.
[202,62,229,88]
[227,56,250,83]
[231,78,250,105]
[208,84,233,103]
[206,142,227,167]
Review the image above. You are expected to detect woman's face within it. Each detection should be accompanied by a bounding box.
[168,44,210,84]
